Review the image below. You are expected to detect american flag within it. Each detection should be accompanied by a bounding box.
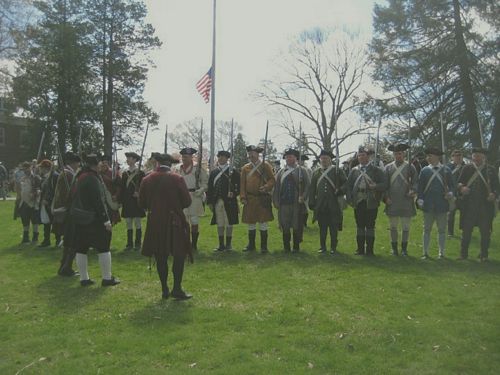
[196,67,212,103]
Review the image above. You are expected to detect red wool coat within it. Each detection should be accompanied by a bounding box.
[138,167,192,260]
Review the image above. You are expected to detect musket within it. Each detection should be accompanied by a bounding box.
[334,114,340,186]
[195,119,203,189]
[228,118,234,191]
[138,117,150,171]
[259,120,269,185]
[37,130,46,162]
[77,126,83,160]
[440,112,447,165]
[111,127,116,180]
[298,123,303,200]
[55,139,70,192]
[408,118,412,163]
[164,123,168,154]
[374,115,381,167]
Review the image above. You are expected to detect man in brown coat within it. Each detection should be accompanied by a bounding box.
[240,145,275,253]
[139,153,193,300]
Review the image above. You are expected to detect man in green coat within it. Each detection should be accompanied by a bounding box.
[309,150,347,254]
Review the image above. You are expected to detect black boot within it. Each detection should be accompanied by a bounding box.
[21,231,30,244]
[191,232,199,251]
[292,231,300,252]
[355,236,365,255]
[318,225,327,253]
[225,236,233,251]
[134,229,142,251]
[58,247,77,277]
[366,237,375,256]
[55,234,62,247]
[401,242,408,256]
[283,232,291,252]
[155,254,169,299]
[243,229,256,252]
[38,224,51,248]
[32,231,39,243]
[125,229,133,250]
[391,242,398,256]
[214,235,225,252]
[260,230,268,253]
[172,256,192,300]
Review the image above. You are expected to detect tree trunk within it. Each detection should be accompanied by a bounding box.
[452,0,481,147]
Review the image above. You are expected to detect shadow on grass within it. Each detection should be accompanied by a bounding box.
[36,275,108,313]
[128,297,193,328]
[190,246,500,277]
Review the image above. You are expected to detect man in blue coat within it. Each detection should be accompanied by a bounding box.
[417,147,455,259]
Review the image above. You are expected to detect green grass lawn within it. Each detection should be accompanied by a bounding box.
[1,200,499,374]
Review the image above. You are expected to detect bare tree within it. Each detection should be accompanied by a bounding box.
[257,28,372,155]
[169,117,243,158]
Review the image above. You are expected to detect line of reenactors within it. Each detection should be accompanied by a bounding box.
[12,143,499,300]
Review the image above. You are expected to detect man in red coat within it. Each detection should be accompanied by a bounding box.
[139,153,193,300]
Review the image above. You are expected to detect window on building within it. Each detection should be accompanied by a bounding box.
[0,127,5,146]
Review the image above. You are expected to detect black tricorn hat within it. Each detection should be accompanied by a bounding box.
[150,152,161,159]
[472,147,488,155]
[300,154,310,161]
[388,143,409,152]
[282,148,300,159]
[153,153,179,164]
[180,147,197,155]
[101,154,112,163]
[319,150,335,158]
[358,146,374,155]
[424,147,444,156]
[125,152,141,160]
[217,150,231,158]
[64,151,81,164]
[246,145,264,153]
[83,154,100,166]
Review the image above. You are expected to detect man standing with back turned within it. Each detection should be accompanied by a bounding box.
[139,153,193,300]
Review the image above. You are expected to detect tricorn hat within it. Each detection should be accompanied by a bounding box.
[319,150,335,158]
[180,147,197,155]
[300,154,310,161]
[246,145,264,153]
[388,143,409,152]
[424,147,444,156]
[125,152,141,161]
[64,151,81,164]
[153,153,179,164]
[217,150,231,158]
[282,148,300,159]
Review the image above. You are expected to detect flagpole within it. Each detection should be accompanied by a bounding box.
[209,0,216,170]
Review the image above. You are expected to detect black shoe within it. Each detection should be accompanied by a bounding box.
[162,288,170,300]
[243,245,256,252]
[318,248,326,254]
[101,277,120,287]
[213,246,225,252]
[330,249,337,255]
[31,232,39,243]
[80,279,95,287]
[354,250,365,256]
[261,248,269,254]
[38,240,51,248]
[171,290,192,300]
[59,268,78,277]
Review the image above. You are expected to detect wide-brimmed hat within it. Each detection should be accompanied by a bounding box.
[83,154,100,166]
